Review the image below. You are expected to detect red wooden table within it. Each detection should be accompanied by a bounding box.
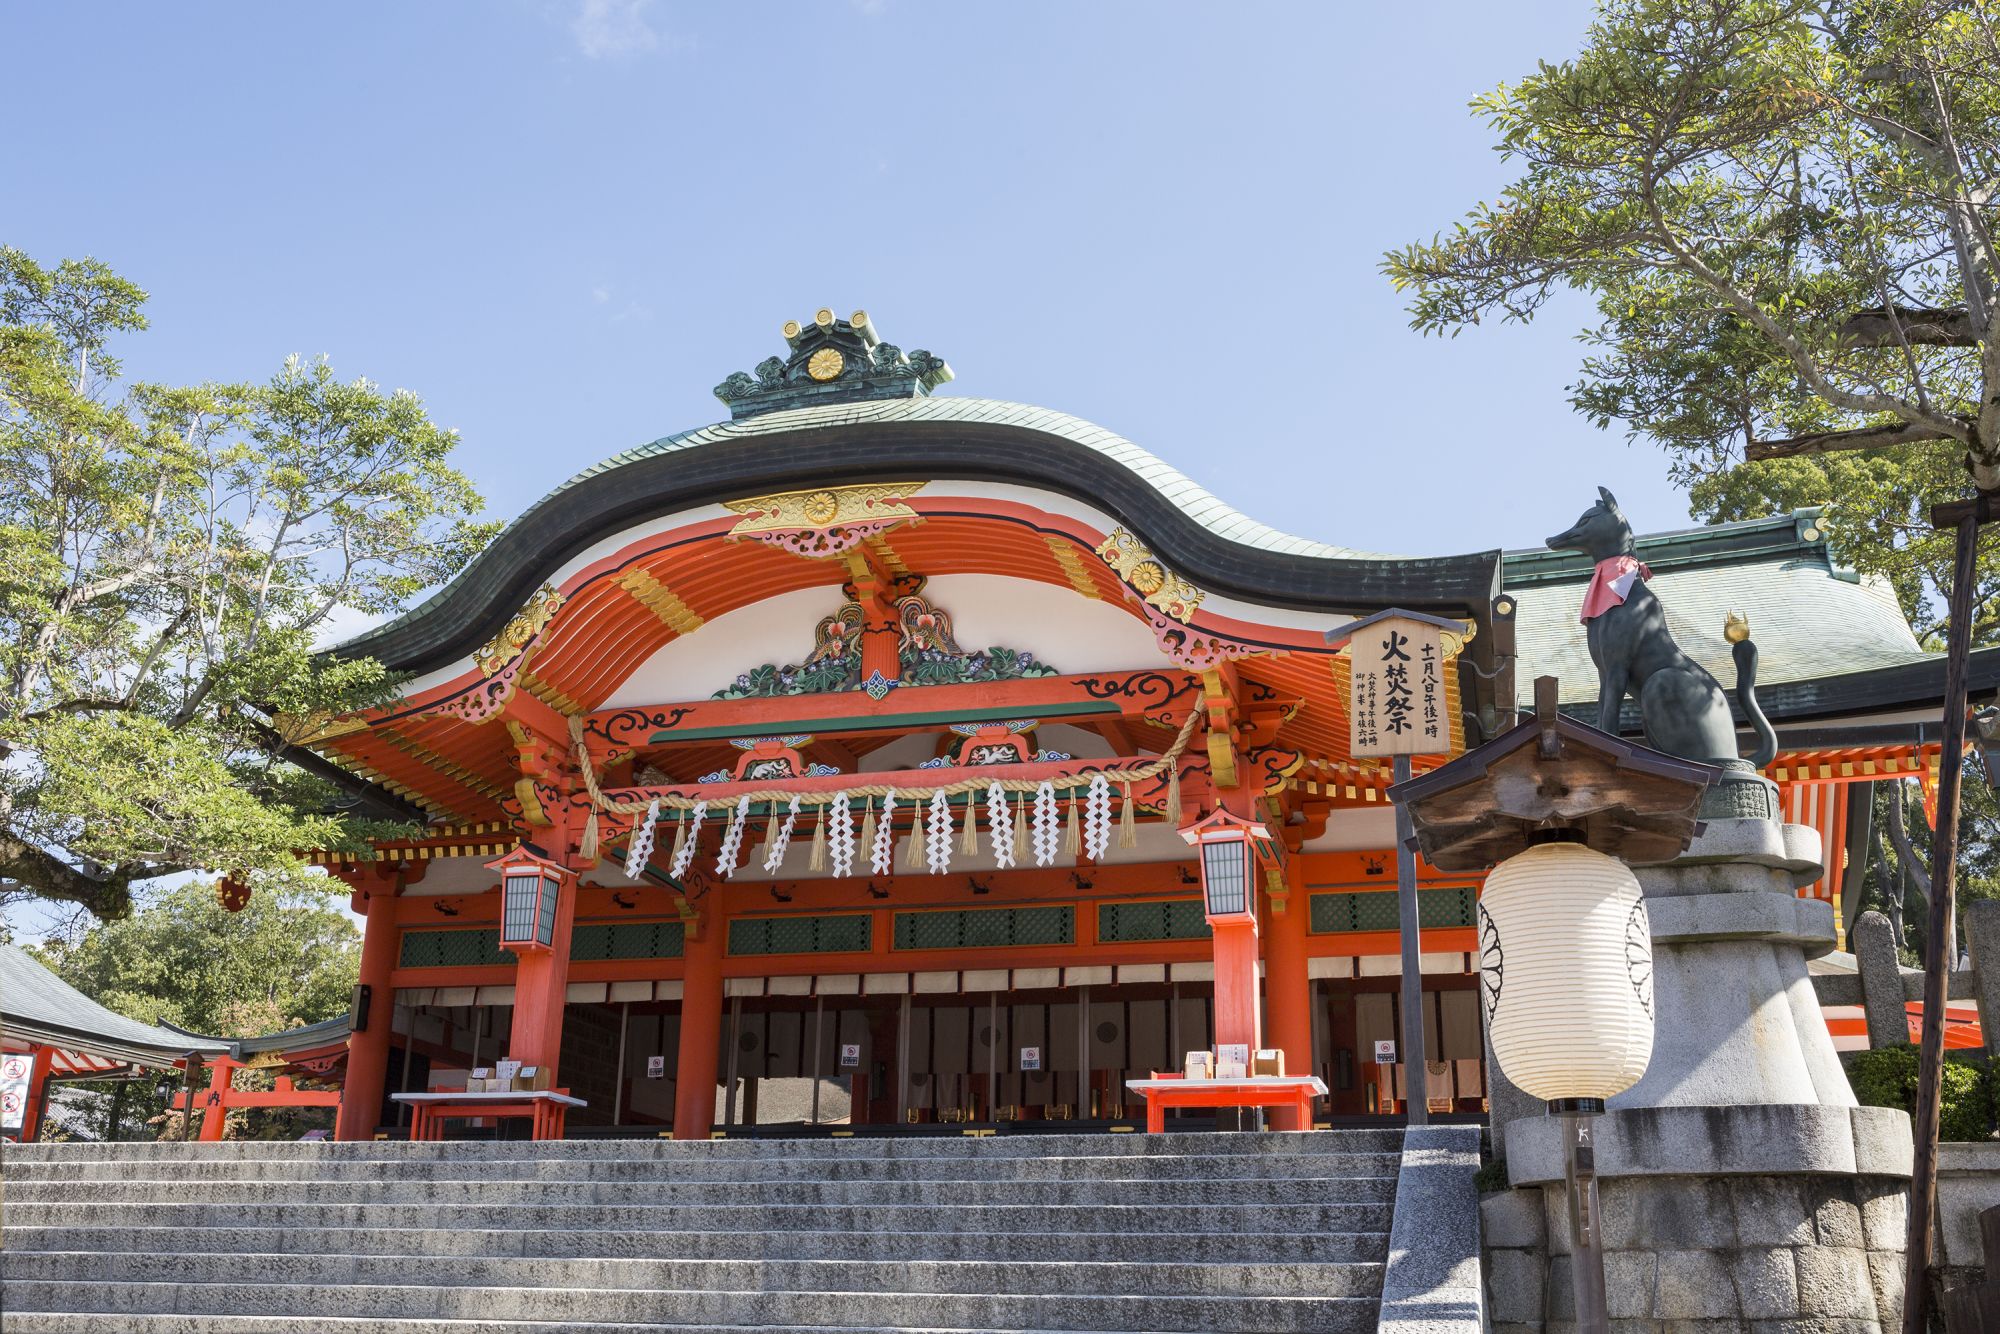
[391,1089,586,1141]
[1124,1076,1329,1133]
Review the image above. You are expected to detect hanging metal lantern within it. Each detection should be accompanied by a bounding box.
[1478,839,1654,1104]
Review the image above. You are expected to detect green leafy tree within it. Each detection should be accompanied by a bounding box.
[33,877,361,1139]
[1386,0,2000,930]
[1385,0,2000,639]
[0,247,496,919]
[32,877,360,1036]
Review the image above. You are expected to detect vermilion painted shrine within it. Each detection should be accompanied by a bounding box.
[15,309,1983,1144]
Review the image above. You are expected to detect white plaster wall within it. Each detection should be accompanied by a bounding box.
[601,573,1165,709]
[602,585,854,706]
[1304,806,1398,852]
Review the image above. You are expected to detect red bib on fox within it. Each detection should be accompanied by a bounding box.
[1579,555,1651,623]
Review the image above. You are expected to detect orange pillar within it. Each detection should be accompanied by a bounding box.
[197,1057,240,1141]
[335,877,400,1141]
[673,910,724,1140]
[15,1046,54,1142]
[505,882,577,1076]
[1264,882,1312,1129]
[1211,918,1263,1055]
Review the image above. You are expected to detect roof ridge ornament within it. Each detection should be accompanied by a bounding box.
[713,308,954,420]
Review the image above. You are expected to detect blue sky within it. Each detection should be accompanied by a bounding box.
[5,0,1688,566]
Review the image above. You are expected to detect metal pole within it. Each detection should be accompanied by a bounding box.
[723,995,741,1128]
[897,991,912,1123]
[397,1008,417,1129]
[1078,984,1091,1121]
[987,992,998,1121]
[180,1054,201,1142]
[1393,753,1429,1125]
[612,1001,630,1126]
[1904,498,1986,1334]
[1560,1103,1609,1334]
[810,994,824,1125]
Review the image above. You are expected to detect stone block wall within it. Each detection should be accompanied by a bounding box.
[1483,1173,1907,1331]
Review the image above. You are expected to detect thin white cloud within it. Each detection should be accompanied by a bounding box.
[571,0,661,59]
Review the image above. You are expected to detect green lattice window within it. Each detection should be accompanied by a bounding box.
[570,920,685,961]
[1308,887,1477,934]
[1097,899,1212,943]
[398,928,510,969]
[728,914,871,957]
[893,905,1074,951]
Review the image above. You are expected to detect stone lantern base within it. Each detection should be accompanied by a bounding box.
[1481,818,1914,1330]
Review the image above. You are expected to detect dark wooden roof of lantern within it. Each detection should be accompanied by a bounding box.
[1387,678,1718,871]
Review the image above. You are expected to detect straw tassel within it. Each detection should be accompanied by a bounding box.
[1166,766,1183,824]
[1065,792,1081,856]
[1118,782,1137,848]
[668,807,688,868]
[960,794,979,856]
[808,800,828,871]
[579,808,601,863]
[904,799,925,869]
[860,798,881,872]
[1012,793,1028,860]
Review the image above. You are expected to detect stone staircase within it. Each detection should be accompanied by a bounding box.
[0,1129,1401,1333]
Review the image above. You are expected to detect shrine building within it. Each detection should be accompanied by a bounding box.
[289,311,1985,1141]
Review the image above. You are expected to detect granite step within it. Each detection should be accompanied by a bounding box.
[1,1148,1400,1183]
[0,1198,1394,1234]
[0,1318,1168,1334]
[0,1224,1389,1264]
[0,1172,1393,1207]
[0,1129,1400,1330]
[1,1250,1385,1299]
[0,1280,1379,1332]
[0,1128,1402,1161]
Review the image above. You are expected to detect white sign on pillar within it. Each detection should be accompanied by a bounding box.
[1347,614,1451,758]
[0,1051,33,1132]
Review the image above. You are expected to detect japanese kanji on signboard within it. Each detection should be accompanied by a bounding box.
[1348,614,1449,757]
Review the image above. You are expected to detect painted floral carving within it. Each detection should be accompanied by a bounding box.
[714,591,1058,699]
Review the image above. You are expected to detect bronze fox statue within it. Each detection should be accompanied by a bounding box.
[1547,488,1777,769]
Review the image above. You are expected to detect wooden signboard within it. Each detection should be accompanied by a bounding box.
[1348,614,1449,758]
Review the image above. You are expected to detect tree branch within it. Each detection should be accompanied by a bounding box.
[1883,783,1933,904]
[1744,419,1961,461]
[1838,305,1977,348]
[0,834,147,920]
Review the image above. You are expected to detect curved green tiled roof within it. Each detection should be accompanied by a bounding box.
[334,397,1501,674]
[561,398,1390,560]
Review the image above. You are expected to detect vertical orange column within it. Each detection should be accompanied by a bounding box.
[16,1045,54,1142]
[197,1057,239,1141]
[1264,878,1312,1129]
[505,883,577,1076]
[335,877,400,1141]
[1210,919,1263,1054]
[673,910,724,1140]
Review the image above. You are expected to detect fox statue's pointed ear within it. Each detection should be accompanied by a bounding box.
[1597,486,1621,511]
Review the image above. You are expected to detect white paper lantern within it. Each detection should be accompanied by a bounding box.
[1478,841,1654,1103]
